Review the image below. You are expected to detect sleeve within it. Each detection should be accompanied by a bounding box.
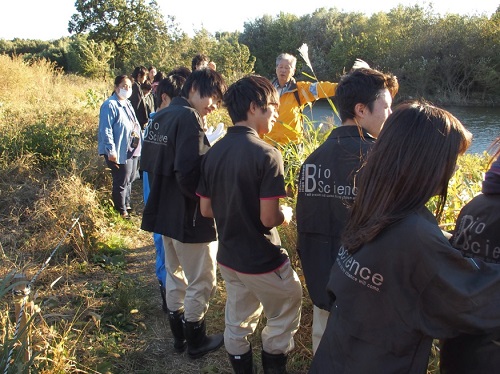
[98,101,117,156]
[416,232,500,338]
[297,81,338,104]
[174,112,210,200]
[196,156,210,198]
[259,148,287,199]
[129,83,141,111]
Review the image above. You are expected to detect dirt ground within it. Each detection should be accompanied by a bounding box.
[1,180,312,373]
[118,210,312,373]
[120,231,312,374]
[111,182,313,374]
[120,240,234,374]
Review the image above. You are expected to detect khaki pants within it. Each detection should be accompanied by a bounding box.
[312,305,330,354]
[163,236,218,322]
[219,260,302,356]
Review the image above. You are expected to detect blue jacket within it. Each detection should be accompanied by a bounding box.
[98,93,141,164]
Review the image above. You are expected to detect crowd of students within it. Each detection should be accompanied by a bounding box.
[97,52,500,374]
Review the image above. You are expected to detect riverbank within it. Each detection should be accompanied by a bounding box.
[306,100,499,154]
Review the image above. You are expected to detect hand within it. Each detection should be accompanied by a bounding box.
[280,205,293,225]
[108,153,117,163]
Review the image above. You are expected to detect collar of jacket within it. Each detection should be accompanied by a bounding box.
[272,77,298,94]
[171,96,191,108]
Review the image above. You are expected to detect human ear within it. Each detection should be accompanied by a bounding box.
[354,103,366,117]
[249,101,258,114]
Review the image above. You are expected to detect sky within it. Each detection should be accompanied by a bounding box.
[0,0,498,40]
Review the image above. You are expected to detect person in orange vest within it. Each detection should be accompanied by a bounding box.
[267,53,338,145]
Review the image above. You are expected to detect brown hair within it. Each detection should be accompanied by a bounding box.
[342,100,472,253]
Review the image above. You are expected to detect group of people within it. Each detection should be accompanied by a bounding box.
[98,51,500,373]
[97,54,217,311]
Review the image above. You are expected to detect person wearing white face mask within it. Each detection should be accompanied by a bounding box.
[98,75,142,219]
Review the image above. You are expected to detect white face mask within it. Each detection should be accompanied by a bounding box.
[118,88,132,100]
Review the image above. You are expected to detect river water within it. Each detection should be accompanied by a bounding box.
[305,101,500,154]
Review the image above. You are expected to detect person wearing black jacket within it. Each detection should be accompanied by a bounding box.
[296,68,399,353]
[310,101,500,373]
[141,69,227,359]
[130,66,149,128]
[141,73,187,314]
[439,136,500,374]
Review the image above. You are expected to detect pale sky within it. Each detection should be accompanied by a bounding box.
[0,0,498,40]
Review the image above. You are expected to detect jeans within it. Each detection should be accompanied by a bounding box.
[105,155,138,213]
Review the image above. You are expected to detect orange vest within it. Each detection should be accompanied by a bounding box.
[265,79,337,145]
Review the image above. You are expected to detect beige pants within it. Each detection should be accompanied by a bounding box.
[163,236,218,322]
[312,305,330,354]
[219,260,302,356]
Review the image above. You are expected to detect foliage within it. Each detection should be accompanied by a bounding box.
[2,5,498,103]
[0,37,71,70]
[0,14,497,374]
[240,12,302,78]
[208,32,256,83]
[241,5,500,104]
[68,0,172,72]
[428,152,490,228]
[66,34,114,79]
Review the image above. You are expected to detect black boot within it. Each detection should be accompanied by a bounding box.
[167,308,187,353]
[229,349,255,374]
[262,350,287,374]
[159,283,168,313]
[183,318,224,359]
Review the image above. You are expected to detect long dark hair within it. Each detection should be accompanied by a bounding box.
[487,136,500,166]
[342,100,472,253]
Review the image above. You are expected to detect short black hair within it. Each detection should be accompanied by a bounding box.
[223,75,279,124]
[191,53,210,71]
[180,69,227,103]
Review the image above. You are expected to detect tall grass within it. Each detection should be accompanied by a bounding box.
[0,55,134,373]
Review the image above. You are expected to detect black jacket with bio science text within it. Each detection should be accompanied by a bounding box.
[439,193,500,374]
[140,96,216,243]
[310,207,500,374]
[296,125,375,309]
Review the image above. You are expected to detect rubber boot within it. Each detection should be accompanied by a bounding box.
[167,308,187,352]
[228,349,255,374]
[262,350,287,374]
[183,318,224,359]
[159,283,168,313]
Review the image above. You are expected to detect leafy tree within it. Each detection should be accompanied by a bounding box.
[67,35,114,79]
[208,32,255,84]
[68,0,171,72]
[126,10,183,74]
[240,12,301,79]
[0,38,70,71]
